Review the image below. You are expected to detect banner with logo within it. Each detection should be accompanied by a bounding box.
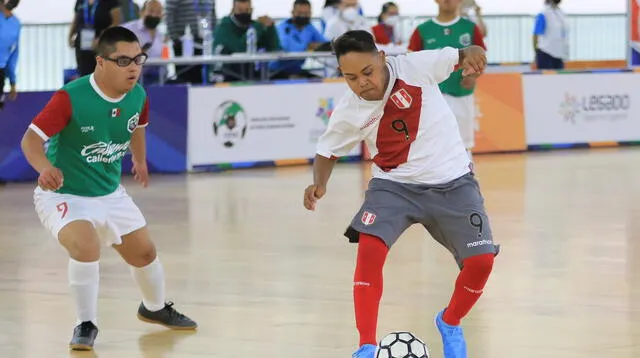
[187,81,359,169]
[523,72,640,145]
[631,0,640,66]
[473,73,526,153]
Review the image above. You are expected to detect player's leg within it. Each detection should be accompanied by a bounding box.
[106,188,197,330]
[423,173,499,358]
[443,94,476,161]
[344,178,420,358]
[33,189,102,350]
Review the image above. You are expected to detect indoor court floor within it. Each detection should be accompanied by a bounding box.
[2,147,640,358]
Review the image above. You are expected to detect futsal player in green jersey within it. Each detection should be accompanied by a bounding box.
[20,26,197,351]
[408,0,486,162]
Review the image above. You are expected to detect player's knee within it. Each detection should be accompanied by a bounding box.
[463,253,494,279]
[58,221,101,262]
[136,245,157,267]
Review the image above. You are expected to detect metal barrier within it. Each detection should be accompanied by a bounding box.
[15,14,626,92]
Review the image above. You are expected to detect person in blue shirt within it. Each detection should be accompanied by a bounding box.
[0,0,21,109]
[270,0,327,79]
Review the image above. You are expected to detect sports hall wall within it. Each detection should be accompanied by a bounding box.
[1,65,640,182]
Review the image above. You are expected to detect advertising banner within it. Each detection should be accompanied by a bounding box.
[187,81,359,169]
[523,72,640,145]
[473,73,527,153]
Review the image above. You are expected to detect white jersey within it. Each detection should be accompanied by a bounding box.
[316,47,472,185]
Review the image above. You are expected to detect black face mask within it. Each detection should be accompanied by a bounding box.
[4,0,19,11]
[234,12,252,25]
[144,16,161,29]
[293,16,310,27]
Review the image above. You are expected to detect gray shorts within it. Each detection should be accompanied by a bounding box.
[344,173,500,268]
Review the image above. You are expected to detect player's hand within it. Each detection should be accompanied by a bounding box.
[461,75,478,89]
[132,161,149,188]
[460,45,487,76]
[303,184,326,211]
[38,166,64,191]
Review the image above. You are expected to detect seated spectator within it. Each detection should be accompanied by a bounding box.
[371,2,400,45]
[321,0,363,33]
[323,0,370,40]
[270,0,327,79]
[122,0,165,85]
[212,0,281,81]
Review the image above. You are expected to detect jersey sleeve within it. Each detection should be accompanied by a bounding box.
[399,47,460,86]
[407,29,423,52]
[138,97,149,128]
[316,110,362,159]
[472,25,486,50]
[29,90,72,141]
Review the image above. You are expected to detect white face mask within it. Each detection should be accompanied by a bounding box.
[342,7,359,22]
[384,15,399,26]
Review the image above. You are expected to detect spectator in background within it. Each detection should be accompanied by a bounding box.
[323,0,370,40]
[68,0,122,76]
[212,0,280,82]
[460,0,487,37]
[0,0,20,109]
[321,0,363,33]
[119,0,141,23]
[371,2,400,45]
[123,0,165,84]
[533,0,568,69]
[270,0,327,79]
[165,0,216,84]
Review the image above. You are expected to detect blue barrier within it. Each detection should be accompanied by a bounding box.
[0,85,188,182]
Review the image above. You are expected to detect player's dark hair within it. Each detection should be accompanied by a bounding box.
[96,26,140,57]
[331,30,378,61]
[294,0,311,7]
[233,0,250,4]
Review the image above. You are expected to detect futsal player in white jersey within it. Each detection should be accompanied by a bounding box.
[303,30,500,358]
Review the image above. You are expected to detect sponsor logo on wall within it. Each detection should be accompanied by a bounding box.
[558,92,631,124]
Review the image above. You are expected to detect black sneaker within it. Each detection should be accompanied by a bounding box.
[69,321,98,351]
[137,301,197,330]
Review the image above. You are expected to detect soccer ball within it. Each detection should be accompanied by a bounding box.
[375,331,430,358]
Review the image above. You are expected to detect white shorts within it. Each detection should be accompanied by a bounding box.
[33,185,147,246]
[444,94,476,149]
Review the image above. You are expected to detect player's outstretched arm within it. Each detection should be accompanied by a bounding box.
[303,154,336,211]
[458,45,487,76]
[21,130,63,191]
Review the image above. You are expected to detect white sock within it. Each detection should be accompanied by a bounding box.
[68,258,99,326]
[131,257,166,312]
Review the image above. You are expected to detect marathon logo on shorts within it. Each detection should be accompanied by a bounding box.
[361,211,376,226]
[390,89,412,109]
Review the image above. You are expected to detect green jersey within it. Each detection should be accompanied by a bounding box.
[408,17,486,97]
[29,74,149,197]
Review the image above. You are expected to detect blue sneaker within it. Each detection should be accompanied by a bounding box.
[352,344,377,358]
[435,309,467,358]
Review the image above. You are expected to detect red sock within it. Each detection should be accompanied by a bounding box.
[442,253,494,326]
[353,233,388,346]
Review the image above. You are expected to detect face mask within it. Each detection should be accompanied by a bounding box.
[384,15,399,26]
[342,7,359,22]
[144,16,161,29]
[234,12,253,26]
[293,16,311,27]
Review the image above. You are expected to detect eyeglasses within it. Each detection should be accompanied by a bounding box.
[102,53,149,67]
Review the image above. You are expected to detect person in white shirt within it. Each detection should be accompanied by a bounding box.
[303,30,499,358]
[323,0,370,40]
[533,0,569,69]
[122,0,166,84]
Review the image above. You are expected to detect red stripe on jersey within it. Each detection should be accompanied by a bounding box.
[31,90,72,138]
[373,80,422,172]
[139,97,150,126]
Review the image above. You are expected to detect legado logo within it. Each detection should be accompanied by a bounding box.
[213,101,248,148]
[559,92,631,123]
[81,141,130,164]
